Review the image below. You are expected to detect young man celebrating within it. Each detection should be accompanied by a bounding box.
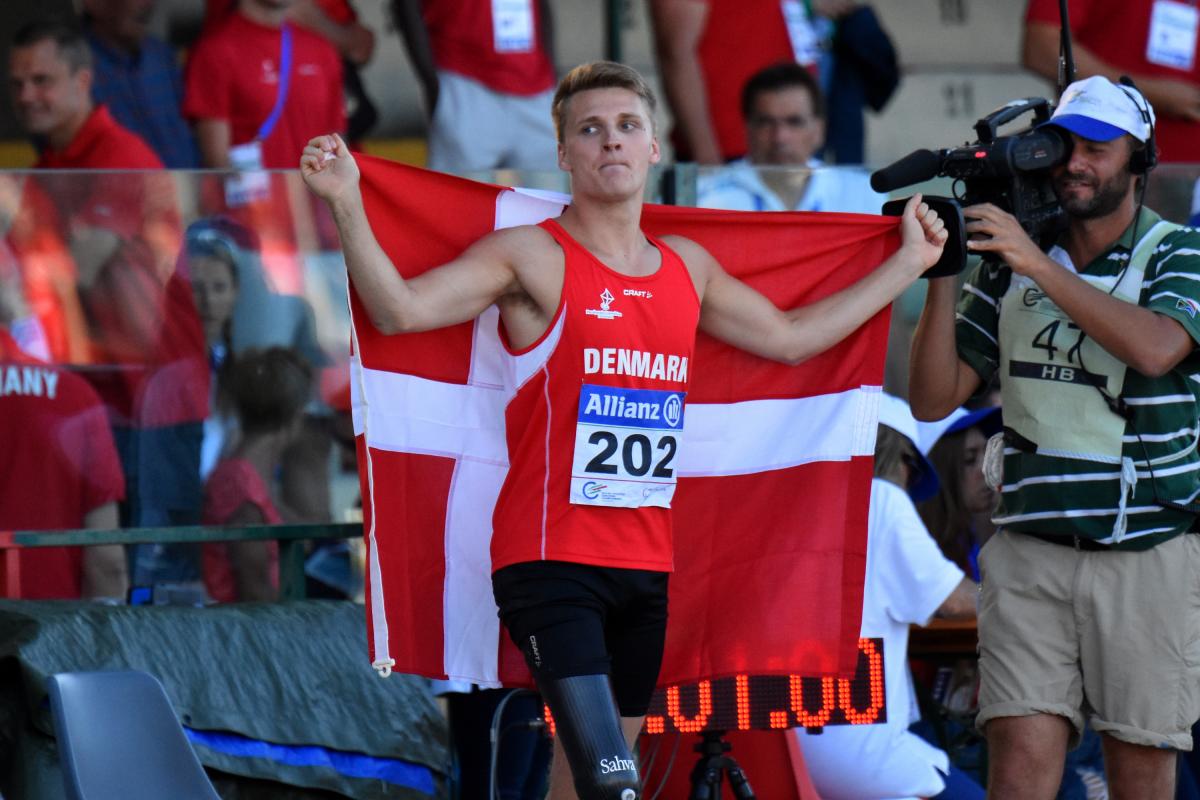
[302,62,946,800]
[910,76,1200,799]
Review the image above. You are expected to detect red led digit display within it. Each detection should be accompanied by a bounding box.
[641,637,886,733]
[543,638,885,734]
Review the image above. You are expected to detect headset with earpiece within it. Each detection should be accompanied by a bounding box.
[1116,75,1157,175]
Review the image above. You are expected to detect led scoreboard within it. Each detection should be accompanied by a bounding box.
[544,638,886,735]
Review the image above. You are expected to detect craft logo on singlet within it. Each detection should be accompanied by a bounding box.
[585,289,623,320]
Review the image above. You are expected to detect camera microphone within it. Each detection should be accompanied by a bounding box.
[870,149,942,193]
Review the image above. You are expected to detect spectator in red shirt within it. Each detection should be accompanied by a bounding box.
[8,20,163,170]
[1022,0,1200,163]
[649,0,895,164]
[183,0,346,169]
[204,0,377,143]
[391,0,559,172]
[0,271,127,601]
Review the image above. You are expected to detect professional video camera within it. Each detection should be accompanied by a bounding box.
[872,97,1071,273]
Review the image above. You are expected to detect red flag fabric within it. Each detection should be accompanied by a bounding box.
[349,156,899,687]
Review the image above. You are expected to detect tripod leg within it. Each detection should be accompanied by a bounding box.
[538,674,640,800]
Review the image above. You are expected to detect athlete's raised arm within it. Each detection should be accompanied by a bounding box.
[674,194,947,364]
[301,133,523,334]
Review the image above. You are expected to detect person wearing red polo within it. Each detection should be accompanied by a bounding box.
[1023,0,1200,163]
[184,0,345,169]
[9,20,161,169]
[0,307,127,600]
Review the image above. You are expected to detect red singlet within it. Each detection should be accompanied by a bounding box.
[490,219,700,574]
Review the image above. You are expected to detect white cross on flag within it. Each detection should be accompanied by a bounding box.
[349,156,898,687]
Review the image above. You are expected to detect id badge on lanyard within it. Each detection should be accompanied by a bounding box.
[570,384,685,508]
[781,0,821,66]
[494,0,535,53]
[1147,0,1198,71]
[225,25,292,206]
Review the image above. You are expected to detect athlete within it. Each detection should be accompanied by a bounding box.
[302,61,946,800]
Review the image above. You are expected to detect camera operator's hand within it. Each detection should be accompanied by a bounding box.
[964,203,1050,277]
[900,193,949,272]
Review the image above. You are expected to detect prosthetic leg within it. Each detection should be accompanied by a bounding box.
[537,674,640,800]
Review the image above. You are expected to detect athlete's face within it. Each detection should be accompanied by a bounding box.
[1051,132,1137,220]
[557,88,660,201]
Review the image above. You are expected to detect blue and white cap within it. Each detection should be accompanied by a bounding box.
[878,393,940,503]
[1046,75,1155,143]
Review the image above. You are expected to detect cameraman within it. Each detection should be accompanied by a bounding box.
[910,76,1200,799]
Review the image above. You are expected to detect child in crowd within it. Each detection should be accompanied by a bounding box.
[202,347,311,602]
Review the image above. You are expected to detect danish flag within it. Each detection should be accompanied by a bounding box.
[348,156,899,687]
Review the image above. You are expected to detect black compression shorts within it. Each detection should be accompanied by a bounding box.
[491,560,669,717]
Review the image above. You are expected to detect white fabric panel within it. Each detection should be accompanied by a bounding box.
[442,457,509,686]
[678,387,881,476]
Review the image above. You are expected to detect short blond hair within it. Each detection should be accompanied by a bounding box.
[551,61,657,142]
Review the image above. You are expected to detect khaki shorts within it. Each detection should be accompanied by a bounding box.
[976,530,1200,750]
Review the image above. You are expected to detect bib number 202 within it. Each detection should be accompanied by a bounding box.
[584,431,677,478]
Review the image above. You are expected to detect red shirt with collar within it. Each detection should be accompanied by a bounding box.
[1025,0,1200,163]
[36,105,163,170]
[0,329,126,599]
[183,12,345,169]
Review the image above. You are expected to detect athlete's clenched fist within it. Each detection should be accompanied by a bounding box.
[301,133,359,206]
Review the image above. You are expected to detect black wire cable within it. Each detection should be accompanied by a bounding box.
[488,690,544,800]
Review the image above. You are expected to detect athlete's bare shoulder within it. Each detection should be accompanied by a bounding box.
[474,223,563,268]
[474,223,565,318]
[658,234,717,298]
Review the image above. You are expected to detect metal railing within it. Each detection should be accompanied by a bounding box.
[0,523,362,601]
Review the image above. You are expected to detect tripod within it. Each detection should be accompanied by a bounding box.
[687,731,756,800]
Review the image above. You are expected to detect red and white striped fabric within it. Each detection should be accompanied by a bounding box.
[349,156,899,687]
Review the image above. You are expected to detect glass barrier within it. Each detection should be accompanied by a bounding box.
[0,169,358,599]
[674,162,1200,394]
[679,162,1200,224]
[3,162,1198,599]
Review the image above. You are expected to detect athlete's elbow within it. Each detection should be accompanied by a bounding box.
[777,343,815,366]
[368,308,413,336]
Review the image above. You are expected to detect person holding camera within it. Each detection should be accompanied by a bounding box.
[910,75,1200,799]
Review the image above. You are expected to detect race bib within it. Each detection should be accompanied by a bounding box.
[493,0,535,53]
[570,384,685,508]
[1147,0,1198,71]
